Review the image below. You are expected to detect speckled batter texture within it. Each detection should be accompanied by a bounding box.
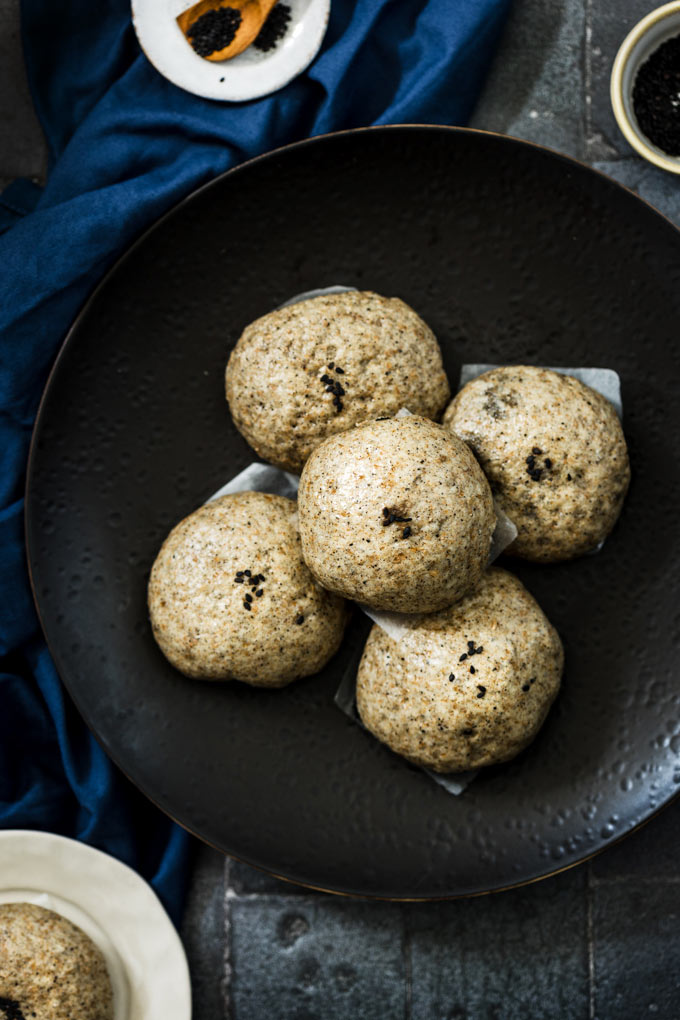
[356,567,563,772]
[443,366,630,561]
[0,903,113,1020]
[148,491,349,686]
[225,291,451,473]
[297,415,495,613]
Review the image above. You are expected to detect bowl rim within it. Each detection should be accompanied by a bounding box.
[610,0,680,174]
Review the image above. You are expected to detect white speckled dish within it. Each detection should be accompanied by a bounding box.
[0,830,191,1020]
[132,0,330,102]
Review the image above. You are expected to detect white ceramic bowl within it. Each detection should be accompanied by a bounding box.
[132,0,330,102]
[610,0,680,174]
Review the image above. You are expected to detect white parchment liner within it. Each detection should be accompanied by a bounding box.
[460,365,622,418]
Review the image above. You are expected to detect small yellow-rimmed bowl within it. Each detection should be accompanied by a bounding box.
[610,0,680,174]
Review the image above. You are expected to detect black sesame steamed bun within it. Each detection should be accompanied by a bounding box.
[148,491,349,686]
[297,415,495,613]
[443,366,630,561]
[356,567,564,772]
[225,290,450,473]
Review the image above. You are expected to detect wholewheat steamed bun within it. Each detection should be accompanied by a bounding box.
[148,491,348,686]
[443,366,630,561]
[297,415,495,613]
[0,902,114,1020]
[225,290,451,473]
[356,567,564,772]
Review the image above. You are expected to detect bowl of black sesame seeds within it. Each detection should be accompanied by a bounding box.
[611,1,680,174]
[132,0,330,102]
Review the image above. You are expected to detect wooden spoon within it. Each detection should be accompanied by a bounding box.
[177,0,279,62]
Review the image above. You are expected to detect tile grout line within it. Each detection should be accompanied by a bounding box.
[223,856,234,1020]
[584,0,593,160]
[590,874,680,885]
[402,905,412,1020]
[587,861,596,1020]
[224,889,325,900]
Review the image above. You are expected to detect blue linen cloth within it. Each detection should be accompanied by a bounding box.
[0,0,511,924]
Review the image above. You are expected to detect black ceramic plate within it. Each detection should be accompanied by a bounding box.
[26,126,680,897]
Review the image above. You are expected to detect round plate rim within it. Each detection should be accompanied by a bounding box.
[24,123,680,899]
[131,0,331,102]
[0,829,191,1016]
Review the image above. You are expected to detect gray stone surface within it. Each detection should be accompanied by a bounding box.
[180,843,228,1020]
[229,857,311,897]
[406,868,589,1020]
[0,0,46,188]
[586,0,652,161]
[471,0,586,159]
[591,880,680,1020]
[228,894,406,1020]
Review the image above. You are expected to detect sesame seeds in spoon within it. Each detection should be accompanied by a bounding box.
[177,0,280,62]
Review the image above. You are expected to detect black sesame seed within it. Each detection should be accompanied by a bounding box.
[256,589,263,597]
[234,576,244,583]
[295,615,305,625]
[253,1,292,51]
[632,35,680,155]
[459,653,468,662]
[402,526,412,539]
[529,677,536,684]
[335,366,345,374]
[476,646,484,654]
[187,6,242,57]
[467,640,475,650]
[245,594,253,603]
[532,447,543,455]
[567,473,572,481]
[382,508,412,527]
[220,77,225,82]
[244,570,251,577]
[477,685,486,698]
[544,458,552,468]
[0,1000,27,1020]
[526,455,535,465]
[470,665,476,674]
[320,374,331,383]
[449,673,455,682]
[325,384,335,393]
[236,571,244,576]
[462,728,474,736]
[334,382,345,396]
[522,684,530,692]
[328,362,335,370]
[530,468,543,482]
[243,602,251,611]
